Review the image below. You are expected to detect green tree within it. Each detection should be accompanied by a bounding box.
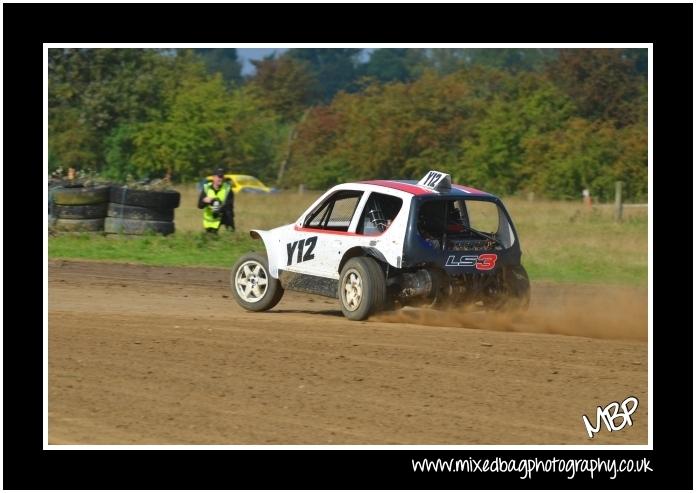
[426,48,469,75]
[130,75,233,180]
[48,106,100,171]
[609,122,648,201]
[103,123,141,181]
[547,49,646,127]
[522,118,646,201]
[48,48,208,173]
[359,48,428,83]
[424,48,558,75]
[466,48,558,72]
[217,86,287,182]
[459,74,575,194]
[49,49,179,132]
[130,76,283,182]
[622,48,648,78]
[287,68,495,188]
[286,48,363,102]
[247,56,319,121]
[194,48,243,85]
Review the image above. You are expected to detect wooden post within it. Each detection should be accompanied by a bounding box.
[582,188,592,210]
[527,191,535,202]
[298,184,305,195]
[614,181,624,222]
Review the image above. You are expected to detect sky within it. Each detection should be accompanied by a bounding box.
[237,48,287,75]
[237,48,373,75]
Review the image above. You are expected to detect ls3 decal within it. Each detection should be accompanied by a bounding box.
[445,253,497,270]
[286,236,318,266]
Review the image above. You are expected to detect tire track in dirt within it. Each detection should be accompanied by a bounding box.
[48,260,648,445]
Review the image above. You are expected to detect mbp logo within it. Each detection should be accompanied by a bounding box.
[582,396,639,439]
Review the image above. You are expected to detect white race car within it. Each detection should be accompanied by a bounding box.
[231,171,530,320]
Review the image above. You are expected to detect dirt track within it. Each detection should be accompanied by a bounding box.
[48,260,648,445]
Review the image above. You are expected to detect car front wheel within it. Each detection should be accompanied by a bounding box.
[231,252,284,311]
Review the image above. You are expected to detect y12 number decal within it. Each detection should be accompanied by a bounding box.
[418,171,446,188]
[286,236,317,266]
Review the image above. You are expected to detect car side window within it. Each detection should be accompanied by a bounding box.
[304,191,363,232]
[357,193,403,235]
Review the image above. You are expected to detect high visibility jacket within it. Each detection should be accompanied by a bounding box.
[203,182,231,229]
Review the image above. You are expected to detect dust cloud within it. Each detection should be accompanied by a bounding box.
[373,283,648,341]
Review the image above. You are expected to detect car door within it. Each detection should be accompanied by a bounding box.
[283,190,364,279]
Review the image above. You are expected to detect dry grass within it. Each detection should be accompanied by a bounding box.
[503,197,648,284]
[173,186,647,284]
[173,185,322,233]
[50,185,647,284]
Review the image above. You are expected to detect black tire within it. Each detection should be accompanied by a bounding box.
[49,217,105,232]
[104,217,175,235]
[110,186,181,209]
[49,179,78,189]
[230,252,284,311]
[338,256,386,321]
[107,203,174,222]
[52,185,111,205]
[501,265,531,311]
[52,203,108,219]
[421,268,452,309]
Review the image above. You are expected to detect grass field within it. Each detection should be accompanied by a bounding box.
[48,185,648,285]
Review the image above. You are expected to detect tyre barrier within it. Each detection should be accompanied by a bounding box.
[49,184,110,232]
[48,217,105,232]
[51,184,111,206]
[49,185,180,235]
[106,186,179,235]
[104,217,175,236]
[110,186,181,209]
[52,203,108,220]
[106,203,174,222]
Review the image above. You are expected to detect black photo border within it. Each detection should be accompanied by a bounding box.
[4,2,692,490]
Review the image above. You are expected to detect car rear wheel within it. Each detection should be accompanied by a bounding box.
[231,253,284,311]
[500,265,531,311]
[339,257,386,321]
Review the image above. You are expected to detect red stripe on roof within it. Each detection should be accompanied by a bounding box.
[294,226,384,237]
[452,184,488,195]
[360,180,430,195]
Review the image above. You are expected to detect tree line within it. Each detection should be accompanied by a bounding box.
[49,48,647,201]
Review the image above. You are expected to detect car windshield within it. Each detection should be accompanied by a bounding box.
[416,198,515,250]
[234,176,265,188]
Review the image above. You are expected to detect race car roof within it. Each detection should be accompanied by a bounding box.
[359,179,493,197]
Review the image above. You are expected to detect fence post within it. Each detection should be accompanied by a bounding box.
[582,188,592,210]
[298,184,305,195]
[614,181,623,223]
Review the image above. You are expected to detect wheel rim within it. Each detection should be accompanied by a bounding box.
[341,268,363,311]
[235,260,269,302]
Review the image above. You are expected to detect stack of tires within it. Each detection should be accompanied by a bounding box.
[106,186,180,236]
[49,184,111,232]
